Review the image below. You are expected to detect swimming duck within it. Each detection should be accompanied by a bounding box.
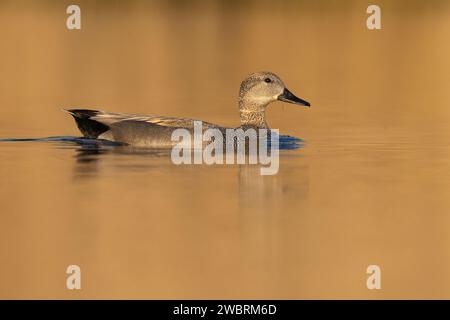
[64,72,310,147]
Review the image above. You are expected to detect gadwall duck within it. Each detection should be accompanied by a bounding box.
[64,72,310,147]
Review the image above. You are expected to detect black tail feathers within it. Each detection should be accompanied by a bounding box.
[63,109,109,138]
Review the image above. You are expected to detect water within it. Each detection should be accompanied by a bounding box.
[1,0,450,299]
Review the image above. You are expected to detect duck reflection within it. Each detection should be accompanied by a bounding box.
[237,157,309,215]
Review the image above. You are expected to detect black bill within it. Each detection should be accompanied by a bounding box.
[278,88,310,107]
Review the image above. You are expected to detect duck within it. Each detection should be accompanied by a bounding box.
[64,72,310,147]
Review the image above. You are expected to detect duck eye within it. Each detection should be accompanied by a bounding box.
[264,78,272,83]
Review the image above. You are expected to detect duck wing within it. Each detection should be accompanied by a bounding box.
[64,109,220,138]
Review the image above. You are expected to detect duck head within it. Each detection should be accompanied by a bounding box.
[238,72,310,128]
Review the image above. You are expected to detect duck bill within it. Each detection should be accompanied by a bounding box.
[278,88,310,107]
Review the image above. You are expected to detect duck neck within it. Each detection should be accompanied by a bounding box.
[239,100,269,129]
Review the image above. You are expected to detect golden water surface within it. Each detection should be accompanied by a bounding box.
[1,0,450,299]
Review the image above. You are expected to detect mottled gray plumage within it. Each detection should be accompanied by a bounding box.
[64,72,310,147]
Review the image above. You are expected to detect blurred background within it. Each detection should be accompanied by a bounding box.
[0,0,450,299]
